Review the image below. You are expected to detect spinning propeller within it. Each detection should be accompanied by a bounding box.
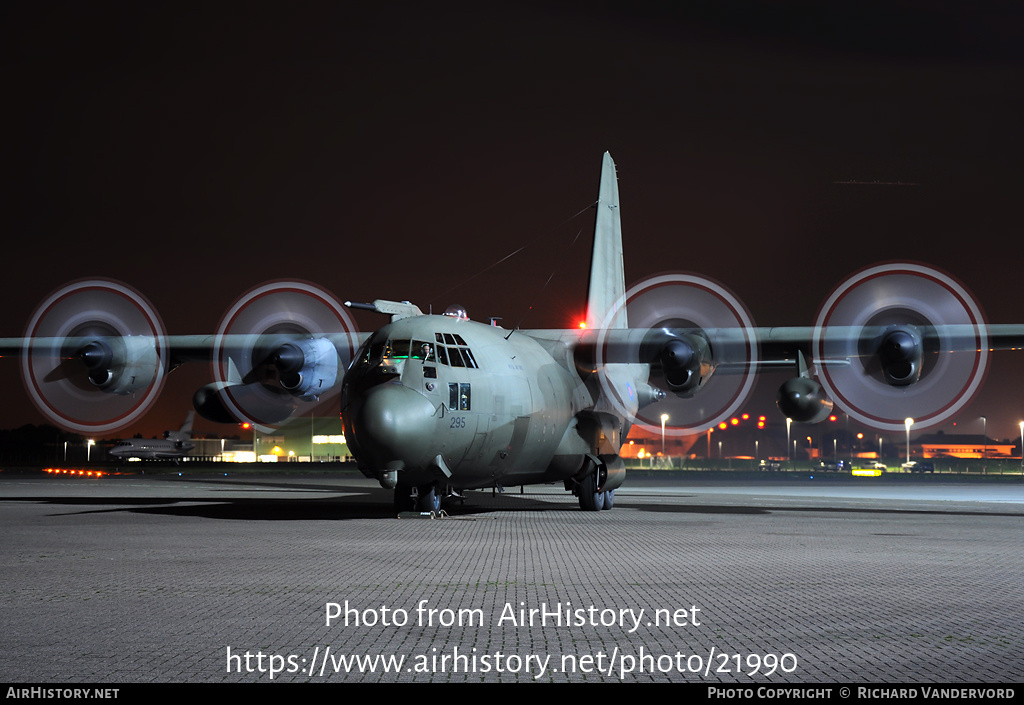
[813,263,988,432]
[203,280,358,429]
[21,279,168,434]
[596,272,758,436]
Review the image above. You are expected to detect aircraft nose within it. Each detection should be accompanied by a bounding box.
[348,383,437,468]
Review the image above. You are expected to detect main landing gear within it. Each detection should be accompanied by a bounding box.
[574,460,615,511]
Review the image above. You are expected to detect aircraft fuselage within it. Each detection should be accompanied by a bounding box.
[342,314,597,491]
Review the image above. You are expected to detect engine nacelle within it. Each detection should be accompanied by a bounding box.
[77,335,161,395]
[193,381,295,426]
[777,377,833,424]
[641,329,714,397]
[874,326,923,386]
[272,337,340,400]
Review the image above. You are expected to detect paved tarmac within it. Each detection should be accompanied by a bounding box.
[2,468,1023,684]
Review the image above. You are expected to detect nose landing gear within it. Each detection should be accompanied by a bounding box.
[394,481,442,514]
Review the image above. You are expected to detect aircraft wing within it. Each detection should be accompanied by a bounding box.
[3,276,371,434]
[547,320,1024,434]
[567,323,1024,373]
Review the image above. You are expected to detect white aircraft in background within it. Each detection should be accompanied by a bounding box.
[109,412,195,460]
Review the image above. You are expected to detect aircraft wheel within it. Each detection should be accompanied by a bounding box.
[602,489,615,510]
[578,470,605,512]
[416,485,441,513]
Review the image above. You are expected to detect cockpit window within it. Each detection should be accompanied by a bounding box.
[411,341,434,361]
[430,332,479,369]
[385,339,411,359]
[356,331,386,367]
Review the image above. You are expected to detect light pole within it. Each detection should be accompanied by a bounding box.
[660,413,669,456]
[243,422,259,462]
[904,418,914,466]
[981,415,987,473]
[786,418,792,463]
[87,439,95,463]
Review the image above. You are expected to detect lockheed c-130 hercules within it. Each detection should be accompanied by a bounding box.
[6,153,1023,513]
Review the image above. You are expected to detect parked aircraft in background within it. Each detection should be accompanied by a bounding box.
[108,412,195,461]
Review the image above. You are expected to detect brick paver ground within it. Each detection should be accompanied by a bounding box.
[2,471,1021,683]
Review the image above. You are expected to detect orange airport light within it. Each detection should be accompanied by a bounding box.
[42,468,105,478]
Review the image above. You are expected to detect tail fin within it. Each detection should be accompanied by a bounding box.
[585,152,627,329]
[177,411,195,439]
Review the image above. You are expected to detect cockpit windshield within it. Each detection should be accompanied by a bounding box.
[352,331,478,374]
[382,339,436,361]
[373,334,479,369]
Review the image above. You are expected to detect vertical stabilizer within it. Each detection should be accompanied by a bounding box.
[173,411,195,440]
[585,152,627,329]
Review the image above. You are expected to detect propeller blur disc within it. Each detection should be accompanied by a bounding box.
[596,272,758,436]
[213,281,358,428]
[813,263,988,432]
[21,279,167,434]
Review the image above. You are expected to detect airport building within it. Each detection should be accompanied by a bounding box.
[915,433,1016,459]
[207,416,351,463]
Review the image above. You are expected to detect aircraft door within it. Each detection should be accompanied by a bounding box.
[442,381,478,465]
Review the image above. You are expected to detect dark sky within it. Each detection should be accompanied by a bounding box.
[3,1,1024,439]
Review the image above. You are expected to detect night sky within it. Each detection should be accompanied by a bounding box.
[4,2,1023,440]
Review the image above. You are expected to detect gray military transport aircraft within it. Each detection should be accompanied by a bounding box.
[5,153,1024,513]
[108,411,195,461]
